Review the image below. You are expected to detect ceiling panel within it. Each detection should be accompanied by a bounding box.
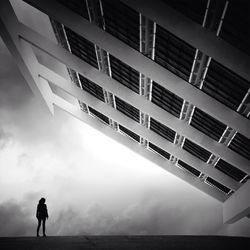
[151,81,183,118]
[56,0,89,19]
[177,160,201,177]
[190,107,227,141]
[160,0,207,25]
[65,27,98,69]
[148,142,170,160]
[102,0,139,51]
[89,106,110,125]
[150,118,175,143]
[203,59,250,116]
[229,132,250,160]
[220,1,250,56]
[155,24,196,81]
[183,138,211,162]
[109,55,140,94]
[119,124,140,142]
[215,158,247,182]
[115,97,140,123]
[206,177,231,194]
[79,74,105,102]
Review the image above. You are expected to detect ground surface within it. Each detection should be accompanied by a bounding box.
[0,236,249,250]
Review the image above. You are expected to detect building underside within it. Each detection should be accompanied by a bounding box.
[0,0,249,224]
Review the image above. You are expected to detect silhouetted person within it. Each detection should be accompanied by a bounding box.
[36,197,48,237]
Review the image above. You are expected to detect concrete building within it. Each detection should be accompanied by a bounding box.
[0,0,249,224]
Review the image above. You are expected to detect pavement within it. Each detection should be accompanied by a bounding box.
[0,235,249,250]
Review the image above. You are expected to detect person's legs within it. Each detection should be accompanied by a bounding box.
[42,218,46,236]
[37,218,41,237]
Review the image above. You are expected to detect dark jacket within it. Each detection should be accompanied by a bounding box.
[36,203,48,219]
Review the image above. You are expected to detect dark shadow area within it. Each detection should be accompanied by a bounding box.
[0,236,250,250]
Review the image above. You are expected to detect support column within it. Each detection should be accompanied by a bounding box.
[139,14,155,146]
[223,180,250,223]
[86,0,117,129]
[0,0,54,113]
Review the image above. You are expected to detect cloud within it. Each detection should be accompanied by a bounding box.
[0,201,34,237]
[0,186,226,236]
[0,198,209,236]
[1,194,250,237]
[0,128,12,150]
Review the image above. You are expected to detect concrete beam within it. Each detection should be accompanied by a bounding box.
[53,94,227,202]
[23,0,250,138]
[223,180,250,223]
[17,23,250,175]
[0,0,54,114]
[38,65,240,191]
[121,0,250,83]
[85,0,116,118]
[139,14,155,145]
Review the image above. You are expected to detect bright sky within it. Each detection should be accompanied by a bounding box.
[0,0,249,237]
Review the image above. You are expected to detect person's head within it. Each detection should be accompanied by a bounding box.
[39,197,46,204]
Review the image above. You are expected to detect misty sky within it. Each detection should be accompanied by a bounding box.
[0,0,249,237]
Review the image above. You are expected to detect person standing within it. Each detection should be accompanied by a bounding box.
[36,197,49,237]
